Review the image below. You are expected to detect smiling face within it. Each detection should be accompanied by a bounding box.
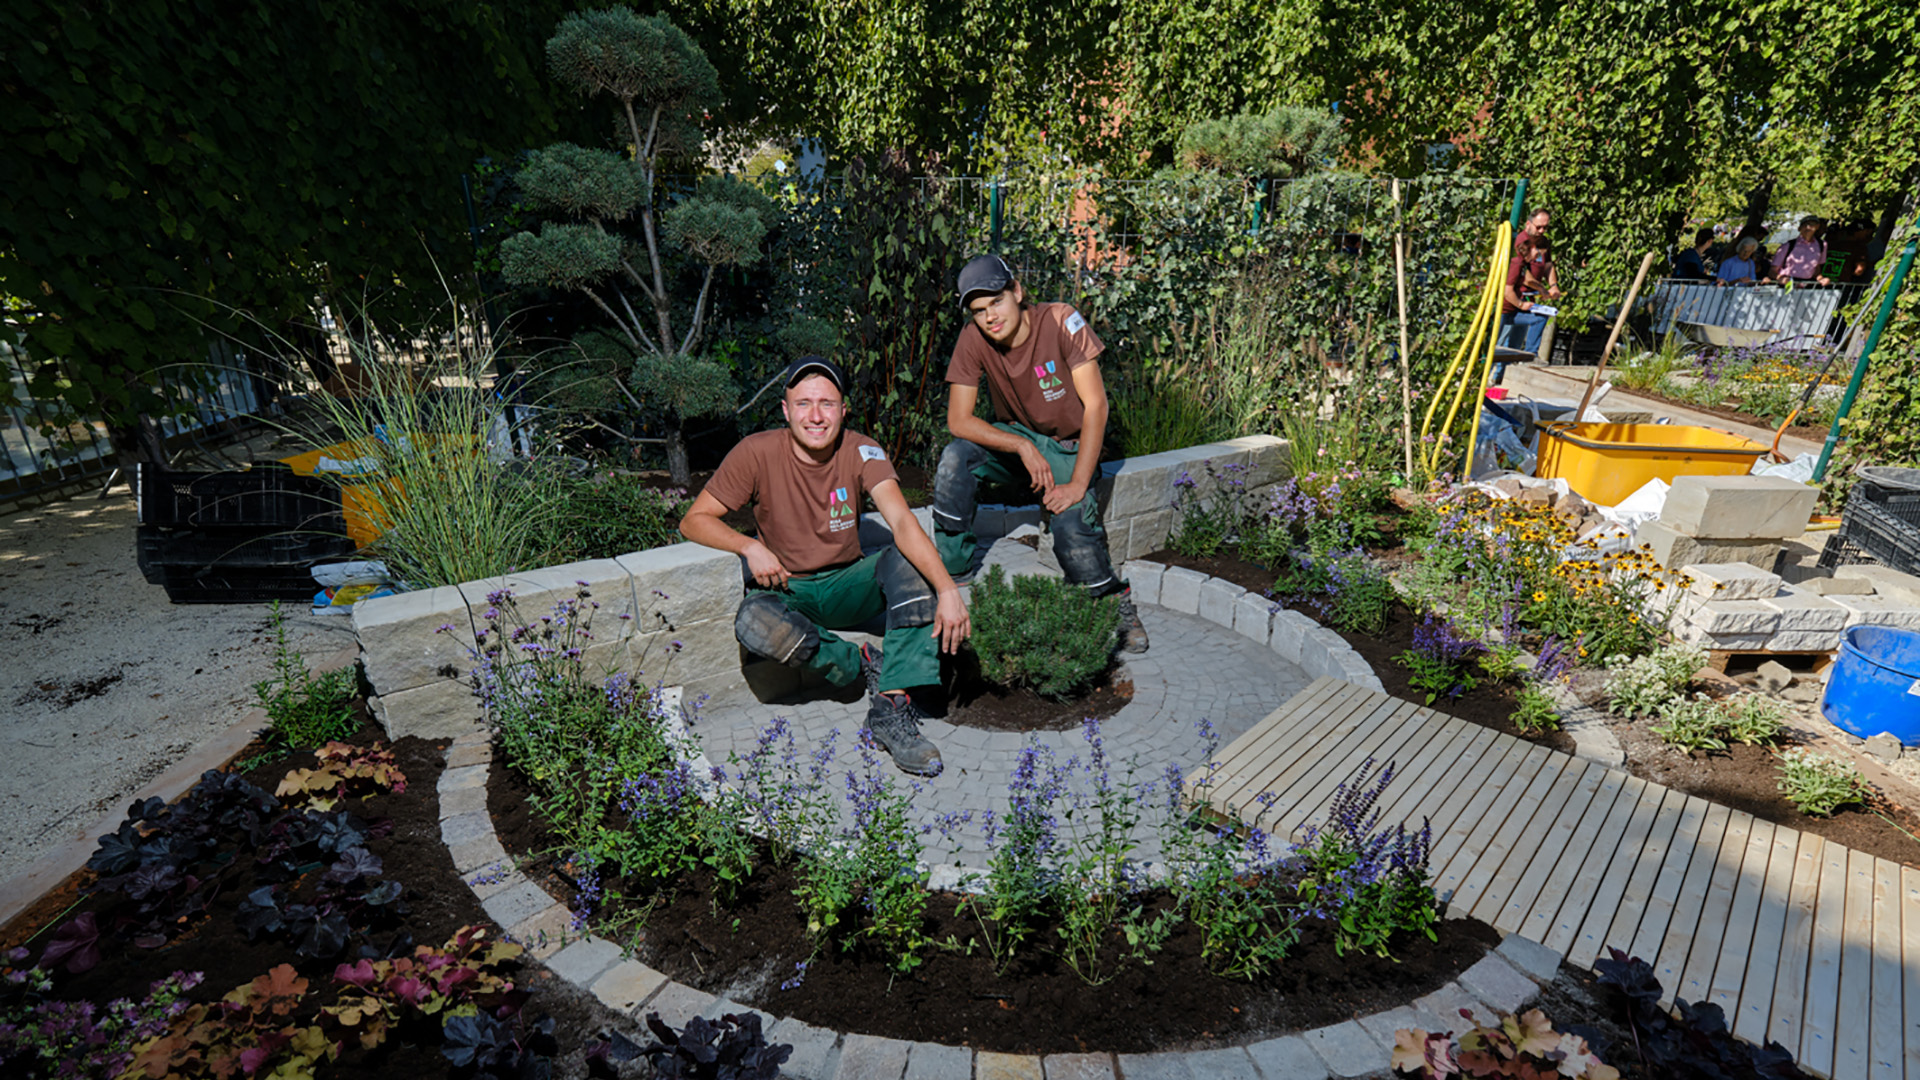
[966,283,1028,347]
[781,374,845,457]
[1528,210,1551,236]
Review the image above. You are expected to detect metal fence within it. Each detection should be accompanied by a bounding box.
[1648,279,1872,350]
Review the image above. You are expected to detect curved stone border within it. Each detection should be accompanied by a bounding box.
[438,734,1570,1080]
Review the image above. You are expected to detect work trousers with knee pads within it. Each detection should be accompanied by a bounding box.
[731,546,938,693]
[931,422,1124,596]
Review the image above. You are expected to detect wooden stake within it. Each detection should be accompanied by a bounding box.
[1393,180,1415,474]
[1578,250,1658,419]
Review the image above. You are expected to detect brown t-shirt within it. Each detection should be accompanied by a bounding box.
[946,302,1104,440]
[703,429,898,575]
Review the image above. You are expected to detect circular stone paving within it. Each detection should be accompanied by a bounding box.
[696,603,1313,868]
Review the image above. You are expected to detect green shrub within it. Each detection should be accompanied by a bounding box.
[1648,694,1728,755]
[541,471,691,561]
[1605,644,1707,718]
[1512,684,1561,733]
[968,565,1117,698]
[1721,696,1788,747]
[1777,749,1871,817]
[252,602,360,748]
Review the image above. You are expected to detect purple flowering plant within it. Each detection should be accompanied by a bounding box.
[1396,612,1483,704]
[1292,759,1438,959]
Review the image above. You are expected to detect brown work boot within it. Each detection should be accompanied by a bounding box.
[865,692,942,776]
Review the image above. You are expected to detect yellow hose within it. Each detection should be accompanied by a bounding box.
[1421,222,1513,476]
[1461,223,1513,478]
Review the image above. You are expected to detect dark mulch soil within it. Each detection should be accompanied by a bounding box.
[1144,549,1576,756]
[1,716,621,1079]
[1609,717,1920,868]
[929,649,1134,732]
[487,750,1498,1054]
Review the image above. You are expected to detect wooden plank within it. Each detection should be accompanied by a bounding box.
[1647,801,1732,999]
[1197,679,1354,806]
[1900,865,1920,1078]
[1584,785,1689,970]
[1830,848,1876,1080]
[1731,825,1800,1046]
[1435,744,1565,910]
[1867,857,1901,1080]
[1254,698,1429,835]
[1660,808,1754,1007]
[1372,717,1476,829]
[1351,724,1503,850]
[1496,764,1619,935]
[1625,795,1713,966]
[1764,832,1826,1056]
[1561,779,1670,965]
[1674,810,1751,1006]
[1424,737,1539,873]
[1469,759,1599,927]
[1216,690,1397,820]
[1513,769,1634,941]
[1543,775,1653,957]
[1705,817,1779,1016]
[1798,835,1853,1075]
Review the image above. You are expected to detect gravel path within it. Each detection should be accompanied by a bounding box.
[0,492,353,884]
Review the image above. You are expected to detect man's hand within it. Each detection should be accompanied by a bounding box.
[744,541,791,589]
[931,588,970,654]
[1547,286,1563,300]
[1043,478,1088,515]
[1017,441,1054,494]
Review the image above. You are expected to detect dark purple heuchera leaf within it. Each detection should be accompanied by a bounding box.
[87,822,144,876]
[359,879,404,908]
[1595,947,1662,1002]
[40,912,101,974]
[123,862,183,901]
[236,885,286,939]
[324,847,382,884]
[295,911,352,958]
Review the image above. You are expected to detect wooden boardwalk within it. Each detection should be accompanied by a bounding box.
[1192,677,1915,1080]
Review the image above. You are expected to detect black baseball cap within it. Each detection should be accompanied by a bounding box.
[957,254,1016,307]
[782,355,847,394]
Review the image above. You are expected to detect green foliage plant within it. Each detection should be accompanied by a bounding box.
[1273,538,1395,637]
[1648,695,1731,756]
[541,470,691,562]
[1293,760,1439,959]
[967,565,1118,699]
[501,9,773,485]
[1167,459,1263,558]
[1164,814,1302,980]
[1511,684,1562,733]
[1720,696,1788,746]
[1176,107,1346,178]
[1777,749,1872,817]
[252,601,359,749]
[1605,643,1708,718]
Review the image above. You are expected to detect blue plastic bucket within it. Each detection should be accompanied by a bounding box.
[1821,625,1920,741]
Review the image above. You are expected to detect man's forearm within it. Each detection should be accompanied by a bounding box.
[1070,399,1108,490]
[680,511,755,556]
[948,411,1026,455]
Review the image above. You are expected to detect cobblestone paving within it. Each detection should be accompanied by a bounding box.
[692,596,1311,870]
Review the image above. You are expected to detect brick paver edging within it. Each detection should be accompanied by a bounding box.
[427,569,1576,1080]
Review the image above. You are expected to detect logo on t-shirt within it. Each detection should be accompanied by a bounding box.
[827,486,856,532]
[1032,359,1067,402]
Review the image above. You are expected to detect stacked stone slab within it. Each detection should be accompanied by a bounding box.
[1637,475,1817,571]
[1659,560,1920,652]
[350,436,1291,740]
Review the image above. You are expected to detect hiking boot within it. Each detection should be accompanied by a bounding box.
[865,693,943,776]
[859,642,884,697]
[1116,590,1150,654]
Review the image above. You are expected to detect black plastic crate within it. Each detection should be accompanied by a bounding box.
[137,525,357,575]
[150,566,324,604]
[1819,497,1920,575]
[137,463,345,530]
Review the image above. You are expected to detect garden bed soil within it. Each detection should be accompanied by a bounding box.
[1614,385,1828,441]
[1607,714,1920,868]
[930,650,1134,732]
[2,716,622,1079]
[1145,549,1575,756]
[486,748,1499,1054]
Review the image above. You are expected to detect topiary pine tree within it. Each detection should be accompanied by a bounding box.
[1175,106,1346,178]
[500,9,775,485]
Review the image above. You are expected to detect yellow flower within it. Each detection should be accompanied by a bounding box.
[1533,591,1547,603]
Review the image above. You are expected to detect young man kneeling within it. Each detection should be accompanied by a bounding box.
[932,254,1148,652]
[679,357,968,775]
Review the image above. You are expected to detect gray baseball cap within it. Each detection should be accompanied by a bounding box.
[956,254,1015,307]
[782,355,848,394]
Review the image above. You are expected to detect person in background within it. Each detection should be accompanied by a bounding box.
[1769,216,1831,285]
[1735,225,1773,282]
[1498,232,1549,378]
[1672,227,1715,280]
[1715,236,1761,286]
[1517,207,1563,302]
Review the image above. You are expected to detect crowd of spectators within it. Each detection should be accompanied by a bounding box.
[1669,216,1884,287]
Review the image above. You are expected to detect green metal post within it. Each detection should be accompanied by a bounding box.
[1251,180,1269,235]
[988,179,1004,253]
[1507,178,1529,231]
[1813,230,1918,482]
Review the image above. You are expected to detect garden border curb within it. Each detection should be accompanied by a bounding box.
[437,736,1569,1080]
[420,571,1583,1080]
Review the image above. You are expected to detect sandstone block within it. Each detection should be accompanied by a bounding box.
[1675,596,1781,636]
[1159,566,1207,614]
[1764,629,1840,651]
[1095,453,1183,520]
[1218,434,1290,488]
[1640,520,1780,570]
[465,559,640,644]
[616,542,746,632]
[1232,592,1274,645]
[1831,563,1920,604]
[1122,508,1175,558]
[626,616,740,686]
[1197,577,1242,627]
[1121,560,1165,606]
[1659,474,1817,539]
[1827,594,1920,631]
[353,584,476,695]
[1682,563,1782,601]
[1759,585,1848,632]
[368,678,485,741]
[1800,575,1876,596]
[1271,609,1317,665]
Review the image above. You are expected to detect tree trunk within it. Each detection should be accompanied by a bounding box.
[665,423,691,488]
[1743,177,1776,235]
[1869,175,1916,266]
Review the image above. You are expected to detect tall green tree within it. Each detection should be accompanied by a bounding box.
[0,0,580,442]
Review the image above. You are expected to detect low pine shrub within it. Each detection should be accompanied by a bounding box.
[253,601,359,749]
[967,565,1117,698]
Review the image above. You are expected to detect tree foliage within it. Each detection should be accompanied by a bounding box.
[0,0,582,433]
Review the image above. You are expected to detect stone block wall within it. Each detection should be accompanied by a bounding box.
[351,435,1293,739]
